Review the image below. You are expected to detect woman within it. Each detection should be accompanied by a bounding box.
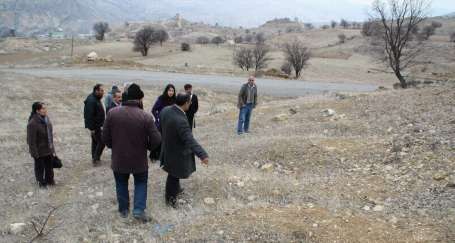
[27,102,56,188]
[150,84,176,160]
[152,84,176,130]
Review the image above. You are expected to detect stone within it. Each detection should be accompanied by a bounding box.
[261,163,274,171]
[9,223,26,235]
[373,205,384,212]
[27,192,34,197]
[272,114,289,122]
[363,205,371,211]
[433,172,448,181]
[289,108,298,115]
[385,165,393,171]
[389,216,398,224]
[247,195,256,201]
[322,109,336,117]
[91,203,99,212]
[312,223,318,228]
[204,197,215,205]
[236,181,245,187]
[87,51,98,61]
[217,230,224,235]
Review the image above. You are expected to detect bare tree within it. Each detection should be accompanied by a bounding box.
[255,33,266,44]
[283,41,311,78]
[196,36,210,45]
[340,19,350,29]
[281,62,293,76]
[153,29,169,46]
[233,47,254,71]
[253,44,272,72]
[362,19,383,37]
[338,34,347,43]
[331,20,338,28]
[133,26,157,56]
[93,22,110,41]
[304,23,315,30]
[211,36,224,46]
[370,0,429,88]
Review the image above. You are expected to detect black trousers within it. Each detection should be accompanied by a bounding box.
[34,155,54,185]
[165,174,181,200]
[91,128,105,161]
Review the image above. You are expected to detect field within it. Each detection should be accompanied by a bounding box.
[0,70,454,242]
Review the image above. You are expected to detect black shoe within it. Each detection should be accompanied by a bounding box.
[165,197,178,209]
[119,210,129,218]
[177,188,184,195]
[47,180,55,186]
[38,182,47,188]
[133,213,152,223]
[92,160,101,166]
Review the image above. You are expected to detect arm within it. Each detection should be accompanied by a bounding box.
[151,98,162,121]
[193,95,199,114]
[27,123,39,158]
[176,118,208,160]
[253,87,258,108]
[146,115,161,151]
[237,85,246,109]
[84,98,96,130]
[102,113,112,148]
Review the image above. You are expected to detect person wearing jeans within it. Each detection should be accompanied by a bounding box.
[237,76,258,135]
[113,171,148,216]
[102,84,161,222]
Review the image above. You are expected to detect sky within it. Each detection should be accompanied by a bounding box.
[155,0,455,27]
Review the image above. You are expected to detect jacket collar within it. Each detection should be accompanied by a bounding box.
[122,100,143,109]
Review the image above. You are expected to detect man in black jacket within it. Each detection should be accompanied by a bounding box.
[184,84,199,130]
[84,84,105,165]
[160,92,209,208]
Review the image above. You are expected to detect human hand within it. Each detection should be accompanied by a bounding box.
[201,158,209,166]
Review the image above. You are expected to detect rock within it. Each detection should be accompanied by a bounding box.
[236,181,245,188]
[91,203,99,212]
[261,163,274,171]
[217,230,224,235]
[385,165,393,171]
[373,205,384,212]
[272,114,289,122]
[27,192,34,197]
[322,109,336,117]
[204,197,215,205]
[433,172,448,181]
[247,195,256,201]
[312,223,318,228]
[389,216,398,224]
[9,223,26,235]
[363,205,371,211]
[98,234,107,240]
[87,51,98,61]
[446,176,455,188]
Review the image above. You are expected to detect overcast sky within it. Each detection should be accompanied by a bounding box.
[156,0,455,27]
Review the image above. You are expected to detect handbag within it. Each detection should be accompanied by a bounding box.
[52,155,63,169]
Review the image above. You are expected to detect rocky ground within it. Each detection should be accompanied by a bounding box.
[0,71,454,242]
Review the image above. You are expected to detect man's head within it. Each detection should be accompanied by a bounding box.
[184,84,193,94]
[127,83,144,101]
[176,92,191,112]
[248,76,255,86]
[93,84,105,99]
[112,91,122,104]
[111,85,119,92]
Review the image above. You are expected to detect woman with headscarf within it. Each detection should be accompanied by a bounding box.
[27,102,56,188]
[150,84,176,161]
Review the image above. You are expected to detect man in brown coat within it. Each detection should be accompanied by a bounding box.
[102,83,161,222]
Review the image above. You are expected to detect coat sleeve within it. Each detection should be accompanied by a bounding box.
[253,86,258,108]
[146,115,161,151]
[102,113,112,149]
[27,122,39,158]
[151,98,162,121]
[84,97,96,130]
[176,117,208,160]
[237,85,245,109]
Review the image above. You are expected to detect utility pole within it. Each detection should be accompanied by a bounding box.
[71,34,74,57]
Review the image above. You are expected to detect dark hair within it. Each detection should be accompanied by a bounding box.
[176,92,191,106]
[93,84,103,93]
[29,102,44,121]
[160,84,176,106]
[112,85,119,92]
[184,84,192,90]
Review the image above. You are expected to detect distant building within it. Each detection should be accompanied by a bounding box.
[49,28,65,39]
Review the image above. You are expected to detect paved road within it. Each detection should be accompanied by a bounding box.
[3,68,378,97]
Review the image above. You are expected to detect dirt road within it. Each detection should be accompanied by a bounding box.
[2,67,378,96]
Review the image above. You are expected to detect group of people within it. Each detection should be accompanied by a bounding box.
[26,76,258,222]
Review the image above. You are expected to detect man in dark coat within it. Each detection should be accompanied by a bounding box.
[102,83,161,222]
[184,84,199,130]
[160,92,209,208]
[237,76,258,135]
[84,84,105,165]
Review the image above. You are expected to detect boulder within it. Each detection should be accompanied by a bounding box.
[322,109,336,117]
[87,52,98,61]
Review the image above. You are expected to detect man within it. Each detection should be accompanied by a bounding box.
[104,85,119,109]
[184,84,199,130]
[237,76,258,135]
[106,90,122,113]
[102,83,161,222]
[160,93,209,208]
[84,84,105,165]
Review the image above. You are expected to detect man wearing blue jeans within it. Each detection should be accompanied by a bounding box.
[237,76,258,135]
[103,84,161,222]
